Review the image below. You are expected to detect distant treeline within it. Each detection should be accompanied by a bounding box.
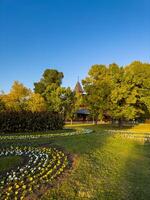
[0,61,150,127]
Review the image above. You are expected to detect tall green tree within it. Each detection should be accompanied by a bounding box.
[66,91,84,124]
[45,86,76,117]
[34,69,66,113]
[34,69,64,95]
[34,68,77,117]
[109,61,150,125]
[82,65,111,124]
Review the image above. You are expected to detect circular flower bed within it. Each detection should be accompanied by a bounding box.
[0,146,69,200]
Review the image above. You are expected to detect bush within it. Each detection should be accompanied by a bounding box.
[0,111,64,133]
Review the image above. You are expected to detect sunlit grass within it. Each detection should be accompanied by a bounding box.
[42,124,150,200]
[129,123,150,133]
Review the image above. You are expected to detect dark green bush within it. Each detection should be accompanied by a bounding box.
[0,111,64,133]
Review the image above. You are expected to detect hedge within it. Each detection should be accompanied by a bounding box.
[0,111,64,133]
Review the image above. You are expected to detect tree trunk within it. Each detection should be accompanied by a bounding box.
[118,118,123,127]
[93,116,98,125]
[71,119,73,125]
[95,117,98,125]
[93,116,95,124]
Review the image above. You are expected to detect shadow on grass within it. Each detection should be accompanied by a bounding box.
[47,130,150,200]
[120,142,150,200]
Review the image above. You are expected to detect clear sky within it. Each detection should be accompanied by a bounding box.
[0,0,150,92]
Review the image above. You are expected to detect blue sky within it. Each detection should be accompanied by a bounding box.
[0,0,150,92]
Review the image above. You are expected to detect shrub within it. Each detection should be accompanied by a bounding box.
[0,111,64,133]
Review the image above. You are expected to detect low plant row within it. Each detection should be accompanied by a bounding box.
[107,130,150,142]
[0,129,93,140]
[107,129,150,134]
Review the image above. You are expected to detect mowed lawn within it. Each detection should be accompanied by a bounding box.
[0,155,24,172]
[42,124,150,200]
[1,124,150,200]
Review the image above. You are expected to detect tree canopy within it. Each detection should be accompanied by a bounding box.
[82,61,150,124]
[2,81,31,111]
[34,69,64,94]
[0,62,150,125]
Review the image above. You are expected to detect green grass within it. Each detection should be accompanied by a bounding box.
[41,124,150,200]
[0,128,75,136]
[1,124,150,200]
[0,155,24,173]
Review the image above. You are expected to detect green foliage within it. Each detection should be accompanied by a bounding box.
[45,86,78,121]
[1,82,47,113]
[1,61,150,124]
[26,93,47,112]
[0,97,5,112]
[34,69,64,94]
[82,64,111,122]
[34,69,72,115]
[110,61,150,122]
[2,81,31,111]
[83,61,150,124]
[0,111,64,133]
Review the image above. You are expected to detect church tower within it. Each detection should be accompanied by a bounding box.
[74,81,84,94]
[73,80,89,121]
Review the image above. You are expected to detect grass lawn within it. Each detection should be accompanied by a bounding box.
[0,155,24,173]
[0,128,74,136]
[1,124,150,200]
[42,124,150,200]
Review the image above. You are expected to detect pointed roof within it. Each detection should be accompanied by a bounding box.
[74,81,84,94]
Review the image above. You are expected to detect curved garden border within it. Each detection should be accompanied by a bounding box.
[0,146,69,200]
[0,128,93,140]
[107,129,150,142]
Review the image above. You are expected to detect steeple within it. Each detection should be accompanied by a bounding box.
[74,80,84,94]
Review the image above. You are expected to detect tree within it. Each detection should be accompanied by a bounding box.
[26,93,47,112]
[82,65,111,124]
[34,68,78,116]
[45,86,76,118]
[125,61,150,120]
[2,81,31,111]
[82,61,150,126]
[109,61,150,125]
[0,96,5,111]
[34,69,64,95]
[65,91,84,124]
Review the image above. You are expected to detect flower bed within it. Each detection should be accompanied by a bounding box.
[0,129,93,199]
[0,128,93,141]
[0,146,69,200]
[107,130,150,142]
